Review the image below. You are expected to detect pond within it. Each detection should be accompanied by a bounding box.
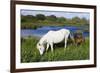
[21,26,89,38]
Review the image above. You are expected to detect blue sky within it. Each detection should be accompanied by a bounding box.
[21,9,90,20]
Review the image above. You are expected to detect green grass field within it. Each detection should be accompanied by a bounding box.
[21,37,89,63]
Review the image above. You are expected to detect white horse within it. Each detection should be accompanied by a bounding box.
[37,29,73,55]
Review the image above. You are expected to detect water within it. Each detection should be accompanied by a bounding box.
[21,26,89,38]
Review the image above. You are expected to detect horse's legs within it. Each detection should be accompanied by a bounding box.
[65,35,68,48]
[65,38,67,48]
[46,43,49,51]
[50,43,53,52]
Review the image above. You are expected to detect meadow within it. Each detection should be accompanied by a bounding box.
[21,13,90,63]
[21,36,89,63]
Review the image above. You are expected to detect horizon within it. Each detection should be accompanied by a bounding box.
[21,9,90,20]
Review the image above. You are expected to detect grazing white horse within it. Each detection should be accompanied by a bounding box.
[37,29,72,55]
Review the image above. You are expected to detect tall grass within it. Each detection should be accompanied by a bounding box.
[21,22,88,29]
[21,37,89,63]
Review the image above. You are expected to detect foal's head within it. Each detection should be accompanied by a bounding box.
[74,32,85,45]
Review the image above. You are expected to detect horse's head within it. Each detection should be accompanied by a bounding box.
[37,43,45,55]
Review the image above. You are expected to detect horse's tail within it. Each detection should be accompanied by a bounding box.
[69,31,75,43]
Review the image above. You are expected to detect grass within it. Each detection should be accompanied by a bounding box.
[21,22,88,29]
[21,36,89,63]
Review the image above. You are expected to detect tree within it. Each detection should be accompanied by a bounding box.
[71,17,81,24]
[57,17,66,23]
[21,15,27,22]
[80,18,89,25]
[36,14,46,20]
[47,15,57,21]
[21,15,36,22]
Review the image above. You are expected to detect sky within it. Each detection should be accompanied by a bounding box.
[21,9,90,20]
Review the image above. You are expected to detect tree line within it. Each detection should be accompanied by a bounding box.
[21,14,89,26]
